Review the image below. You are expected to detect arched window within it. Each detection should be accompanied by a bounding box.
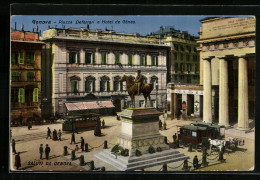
[85,76,96,93]
[113,76,123,92]
[100,76,110,92]
[70,75,81,94]
[150,76,158,90]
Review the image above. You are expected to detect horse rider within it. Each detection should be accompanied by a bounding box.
[135,70,143,95]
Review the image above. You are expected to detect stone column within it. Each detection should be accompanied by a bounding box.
[203,57,214,123]
[237,56,250,130]
[218,57,230,127]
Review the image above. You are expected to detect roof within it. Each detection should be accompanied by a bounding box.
[181,125,207,131]
[191,122,225,128]
[65,101,115,111]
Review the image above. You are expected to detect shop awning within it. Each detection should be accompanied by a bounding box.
[65,101,115,111]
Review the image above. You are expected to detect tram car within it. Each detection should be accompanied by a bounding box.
[62,113,100,132]
[179,122,225,145]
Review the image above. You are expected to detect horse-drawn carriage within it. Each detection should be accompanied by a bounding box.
[62,113,100,132]
[179,122,225,145]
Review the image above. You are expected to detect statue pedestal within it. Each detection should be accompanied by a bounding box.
[95,108,189,171]
[118,107,169,156]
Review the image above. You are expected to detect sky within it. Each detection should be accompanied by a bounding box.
[10,15,251,37]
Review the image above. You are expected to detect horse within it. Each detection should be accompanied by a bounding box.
[119,75,153,108]
[209,138,226,152]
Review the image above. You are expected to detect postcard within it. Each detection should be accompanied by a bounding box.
[9,14,255,172]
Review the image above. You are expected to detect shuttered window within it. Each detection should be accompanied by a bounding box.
[11,71,20,81]
[33,88,38,102]
[19,52,24,64]
[115,54,120,64]
[11,52,19,66]
[27,72,35,82]
[18,88,25,103]
[101,52,107,65]
[26,52,35,66]
[128,55,133,65]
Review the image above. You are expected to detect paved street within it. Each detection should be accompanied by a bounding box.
[10,115,255,172]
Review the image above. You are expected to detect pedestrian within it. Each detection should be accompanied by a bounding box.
[53,129,57,141]
[71,132,75,144]
[102,119,105,128]
[58,129,62,141]
[45,144,51,160]
[14,152,21,170]
[12,139,16,154]
[39,144,43,160]
[80,137,85,152]
[46,127,51,139]
[193,155,199,169]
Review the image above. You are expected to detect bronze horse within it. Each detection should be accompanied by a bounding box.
[119,75,154,108]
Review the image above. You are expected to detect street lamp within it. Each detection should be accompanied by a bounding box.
[156,82,158,109]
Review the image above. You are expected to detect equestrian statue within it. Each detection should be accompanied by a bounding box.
[119,70,154,108]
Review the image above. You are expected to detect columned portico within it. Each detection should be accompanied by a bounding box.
[218,57,229,127]
[237,56,250,130]
[203,56,214,123]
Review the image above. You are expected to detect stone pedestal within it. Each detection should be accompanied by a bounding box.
[118,108,168,156]
[95,107,189,171]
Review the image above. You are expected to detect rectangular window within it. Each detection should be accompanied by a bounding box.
[180,63,184,72]
[193,55,197,61]
[174,44,178,51]
[120,81,123,92]
[128,54,133,65]
[180,54,184,61]
[26,72,35,82]
[174,53,177,61]
[11,71,20,81]
[26,52,35,66]
[85,81,93,92]
[145,55,147,66]
[139,100,145,107]
[18,88,25,103]
[115,54,120,64]
[186,54,190,61]
[192,131,197,137]
[71,81,78,94]
[11,52,19,66]
[114,81,119,92]
[85,52,92,64]
[101,52,107,65]
[140,54,145,65]
[175,63,178,71]
[33,88,38,102]
[180,45,185,51]
[151,55,158,66]
[59,73,63,93]
[69,51,80,64]
[187,46,191,52]
[19,52,24,64]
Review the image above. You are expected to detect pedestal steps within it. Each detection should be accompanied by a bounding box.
[95,149,189,171]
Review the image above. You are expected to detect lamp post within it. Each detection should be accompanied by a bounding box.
[163,109,167,130]
[156,82,158,109]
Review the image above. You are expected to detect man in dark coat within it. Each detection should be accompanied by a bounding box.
[71,132,75,144]
[45,144,51,160]
[193,155,199,169]
[12,139,16,154]
[46,127,51,139]
[15,152,21,170]
[39,144,43,160]
[80,137,85,152]
[53,129,57,141]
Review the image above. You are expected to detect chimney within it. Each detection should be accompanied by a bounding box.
[36,25,38,32]
[15,22,17,30]
[21,24,24,31]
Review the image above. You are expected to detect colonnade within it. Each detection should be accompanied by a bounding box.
[202,55,250,130]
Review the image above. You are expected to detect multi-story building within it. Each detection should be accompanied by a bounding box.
[197,17,255,130]
[149,26,200,84]
[41,28,170,116]
[10,29,44,125]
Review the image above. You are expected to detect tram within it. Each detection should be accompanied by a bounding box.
[62,113,100,132]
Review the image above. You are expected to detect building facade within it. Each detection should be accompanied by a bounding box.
[10,29,44,125]
[149,26,200,84]
[197,17,255,130]
[41,28,170,116]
